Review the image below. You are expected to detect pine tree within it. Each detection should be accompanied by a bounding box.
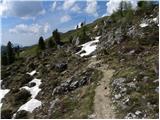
[1,52,8,65]
[47,38,54,48]
[7,41,15,64]
[38,36,45,50]
[76,25,78,29]
[52,29,62,45]
[79,26,90,44]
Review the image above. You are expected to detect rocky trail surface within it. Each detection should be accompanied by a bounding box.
[88,58,115,118]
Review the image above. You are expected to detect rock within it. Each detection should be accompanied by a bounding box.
[143,76,149,83]
[79,77,88,86]
[28,82,36,87]
[127,50,135,55]
[127,82,136,88]
[115,94,121,100]
[48,98,60,117]
[122,98,130,105]
[66,78,73,84]
[135,110,142,115]
[125,113,136,119]
[88,114,96,119]
[55,63,67,72]
[75,46,82,53]
[72,37,80,46]
[70,81,79,90]
[155,87,159,93]
[153,79,159,83]
[112,78,126,86]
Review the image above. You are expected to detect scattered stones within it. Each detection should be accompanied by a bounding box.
[88,114,96,119]
[112,78,126,86]
[52,70,93,95]
[115,94,121,100]
[135,110,142,115]
[125,113,136,119]
[127,82,136,88]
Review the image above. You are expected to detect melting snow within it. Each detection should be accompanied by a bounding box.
[14,78,42,115]
[139,23,148,27]
[27,70,36,76]
[21,78,41,99]
[17,98,41,112]
[0,80,10,109]
[76,36,101,57]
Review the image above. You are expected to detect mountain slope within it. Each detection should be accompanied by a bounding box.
[1,4,159,119]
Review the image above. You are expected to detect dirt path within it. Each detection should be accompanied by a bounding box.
[88,58,115,119]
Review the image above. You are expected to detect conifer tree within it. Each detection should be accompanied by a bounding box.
[1,52,8,65]
[52,29,62,45]
[7,41,15,64]
[48,38,54,48]
[38,36,45,50]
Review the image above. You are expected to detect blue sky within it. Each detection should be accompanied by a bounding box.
[1,0,138,46]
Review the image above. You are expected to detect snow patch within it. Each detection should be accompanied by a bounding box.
[27,70,36,76]
[139,23,148,27]
[0,80,10,109]
[17,98,41,112]
[21,78,42,99]
[13,78,42,116]
[76,36,101,57]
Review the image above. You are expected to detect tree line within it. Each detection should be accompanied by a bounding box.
[38,29,62,50]
[1,42,20,65]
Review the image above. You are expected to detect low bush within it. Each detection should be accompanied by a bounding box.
[15,110,28,119]
[14,89,31,104]
[1,109,13,119]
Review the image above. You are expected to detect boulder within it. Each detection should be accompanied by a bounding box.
[55,63,67,72]
[70,81,79,90]
[28,82,36,87]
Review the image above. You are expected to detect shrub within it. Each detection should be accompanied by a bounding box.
[47,37,55,48]
[15,110,28,119]
[79,26,91,44]
[14,89,31,104]
[1,109,13,119]
[20,74,33,86]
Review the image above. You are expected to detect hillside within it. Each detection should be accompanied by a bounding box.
[1,3,159,119]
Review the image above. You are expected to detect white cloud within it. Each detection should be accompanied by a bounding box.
[85,0,98,17]
[63,0,76,10]
[106,0,138,16]
[71,4,81,12]
[44,23,50,33]
[60,15,71,23]
[0,1,45,19]
[0,0,10,16]
[51,1,57,11]
[9,23,50,34]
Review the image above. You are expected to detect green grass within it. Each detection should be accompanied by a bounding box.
[52,69,103,119]
[20,45,38,57]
